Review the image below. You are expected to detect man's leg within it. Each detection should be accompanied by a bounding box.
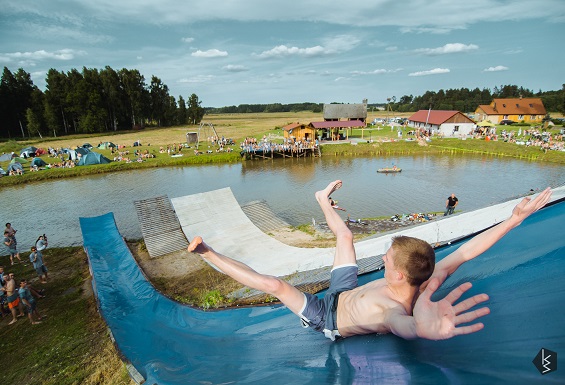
[315,180,356,268]
[188,237,306,315]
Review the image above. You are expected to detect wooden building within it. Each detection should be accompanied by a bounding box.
[282,122,317,142]
[475,98,546,124]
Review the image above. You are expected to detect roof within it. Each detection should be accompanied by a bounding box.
[282,122,304,132]
[323,103,367,120]
[309,120,366,129]
[407,110,473,125]
[477,98,546,116]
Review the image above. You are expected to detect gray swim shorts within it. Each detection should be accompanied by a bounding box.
[298,264,358,341]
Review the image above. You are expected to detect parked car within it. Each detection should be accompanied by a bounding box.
[500,119,516,125]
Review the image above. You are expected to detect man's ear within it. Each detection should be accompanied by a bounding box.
[395,270,405,282]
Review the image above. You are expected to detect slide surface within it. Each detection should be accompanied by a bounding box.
[80,200,565,385]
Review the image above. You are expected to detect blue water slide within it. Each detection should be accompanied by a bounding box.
[80,201,565,385]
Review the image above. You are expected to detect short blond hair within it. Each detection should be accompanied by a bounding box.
[391,236,435,287]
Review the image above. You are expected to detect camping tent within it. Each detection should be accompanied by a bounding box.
[31,157,47,168]
[0,167,6,176]
[97,142,116,150]
[75,147,90,156]
[10,156,28,164]
[7,162,24,174]
[77,152,111,166]
[20,146,37,158]
[477,120,494,127]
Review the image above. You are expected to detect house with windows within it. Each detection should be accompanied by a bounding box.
[407,110,476,137]
[474,98,546,124]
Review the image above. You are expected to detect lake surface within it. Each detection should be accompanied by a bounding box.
[2,154,564,250]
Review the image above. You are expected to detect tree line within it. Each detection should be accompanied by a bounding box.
[0,66,205,139]
[0,64,563,140]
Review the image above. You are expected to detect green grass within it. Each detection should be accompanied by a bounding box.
[0,247,133,385]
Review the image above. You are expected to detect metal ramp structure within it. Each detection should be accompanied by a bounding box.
[240,200,289,233]
[133,195,188,257]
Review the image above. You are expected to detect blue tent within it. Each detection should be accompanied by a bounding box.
[77,151,111,166]
[31,157,47,167]
[7,162,24,174]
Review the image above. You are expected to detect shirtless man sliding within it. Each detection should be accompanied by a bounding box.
[188,180,552,341]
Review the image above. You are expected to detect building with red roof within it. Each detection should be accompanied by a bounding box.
[407,110,476,137]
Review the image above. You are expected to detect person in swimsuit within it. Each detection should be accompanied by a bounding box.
[187,181,552,341]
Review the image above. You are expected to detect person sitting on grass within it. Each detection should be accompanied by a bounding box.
[187,180,551,341]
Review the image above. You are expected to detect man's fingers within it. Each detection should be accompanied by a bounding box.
[452,322,485,336]
[453,293,489,314]
[454,306,490,326]
[443,281,473,305]
[420,277,440,302]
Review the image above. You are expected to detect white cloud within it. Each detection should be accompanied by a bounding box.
[408,68,450,76]
[483,65,509,72]
[400,27,455,34]
[179,74,214,83]
[191,49,228,58]
[181,37,194,43]
[223,64,249,72]
[257,45,326,59]
[385,46,398,52]
[0,49,83,64]
[351,69,390,75]
[415,43,479,55]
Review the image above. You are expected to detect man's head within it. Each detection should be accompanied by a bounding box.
[3,230,9,236]
[451,193,456,198]
[19,279,27,288]
[31,246,37,252]
[387,236,435,287]
[5,223,11,228]
[5,273,14,281]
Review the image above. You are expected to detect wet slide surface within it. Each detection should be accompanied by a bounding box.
[80,201,565,385]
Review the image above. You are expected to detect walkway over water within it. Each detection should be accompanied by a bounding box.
[80,189,565,384]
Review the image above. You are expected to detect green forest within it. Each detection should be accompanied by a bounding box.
[0,65,564,140]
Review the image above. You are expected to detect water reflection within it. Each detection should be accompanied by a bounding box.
[1,155,563,250]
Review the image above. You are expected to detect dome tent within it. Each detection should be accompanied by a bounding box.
[77,151,111,166]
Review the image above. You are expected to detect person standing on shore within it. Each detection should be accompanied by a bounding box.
[444,193,459,216]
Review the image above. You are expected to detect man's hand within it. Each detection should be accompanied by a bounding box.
[413,278,490,340]
[510,187,552,225]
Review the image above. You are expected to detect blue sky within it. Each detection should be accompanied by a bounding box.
[1,0,564,107]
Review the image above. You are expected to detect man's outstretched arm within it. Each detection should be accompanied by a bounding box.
[387,278,490,340]
[424,187,552,289]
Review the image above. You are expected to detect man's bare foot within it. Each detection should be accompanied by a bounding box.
[315,180,343,203]
[187,236,211,254]
[32,321,42,325]
[8,319,17,325]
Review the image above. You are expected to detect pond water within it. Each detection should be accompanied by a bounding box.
[2,154,564,250]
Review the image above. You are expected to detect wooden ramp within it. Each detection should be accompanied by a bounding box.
[134,195,188,258]
[241,200,289,232]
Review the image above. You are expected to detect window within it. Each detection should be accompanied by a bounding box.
[503,104,506,107]
[454,126,459,132]
[529,104,533,108]
[518,115,524,120]
[531,115,536,120]
[516,104,520,108]
[504,115,509,119]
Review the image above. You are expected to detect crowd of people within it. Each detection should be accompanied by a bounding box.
[240,135,318,154]
[1,223,48,326]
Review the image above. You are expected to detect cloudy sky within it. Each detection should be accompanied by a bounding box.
[1,0,564,107]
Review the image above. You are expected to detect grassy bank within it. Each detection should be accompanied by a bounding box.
[0,247,133,385]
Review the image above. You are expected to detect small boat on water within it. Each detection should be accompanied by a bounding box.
[377,167,402,173]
